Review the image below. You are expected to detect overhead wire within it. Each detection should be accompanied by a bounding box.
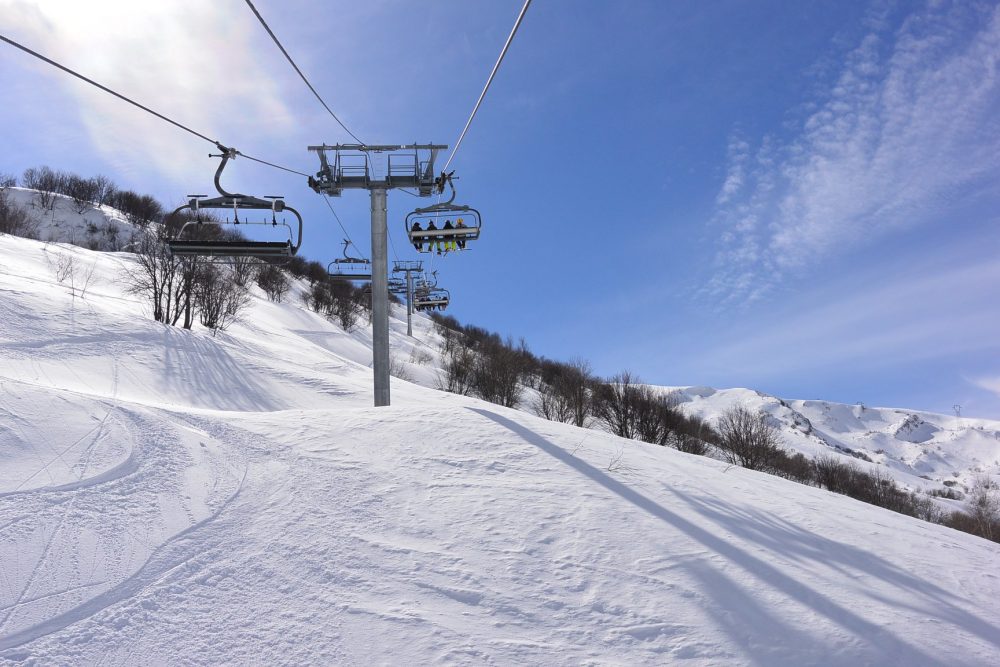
[442,0,532,173]
[0,33,310,177]
[243,0,364,145]
[241,0,382,263]
[321,194,369,261]
[387,227,401,263]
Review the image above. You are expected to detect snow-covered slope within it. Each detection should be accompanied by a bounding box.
[667,386,1000,499]
[2,187,139,251]
[1,230,999,665]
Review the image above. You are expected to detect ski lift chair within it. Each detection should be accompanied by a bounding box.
[167,147,303,260]
[413,287,450,311]
[405,173,481,253]
[328,239,372,282]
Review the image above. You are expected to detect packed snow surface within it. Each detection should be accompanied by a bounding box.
[1,231,999,665]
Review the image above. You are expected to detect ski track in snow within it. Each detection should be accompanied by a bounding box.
[0,231,999,664]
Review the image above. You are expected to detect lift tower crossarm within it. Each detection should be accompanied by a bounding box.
[307,144,448,152]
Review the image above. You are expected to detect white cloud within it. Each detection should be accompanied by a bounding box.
[970,375,1000,399]
[709,2,1000,302]
[2,0,296,184]
[715,136,750,206]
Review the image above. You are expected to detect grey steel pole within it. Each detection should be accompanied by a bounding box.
[370,187,390,406]
[406,269,414,337]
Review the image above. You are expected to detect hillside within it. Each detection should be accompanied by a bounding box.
[1,224,999,664]
[668,387,1000,501]
[1,187,140,252]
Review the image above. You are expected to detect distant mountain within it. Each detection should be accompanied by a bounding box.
[666,386,1000,501]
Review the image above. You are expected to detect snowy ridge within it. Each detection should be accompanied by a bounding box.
[0,225,999,663]
[2,187,139,252]
[666,386,1000,498]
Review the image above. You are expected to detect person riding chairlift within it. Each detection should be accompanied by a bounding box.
[425,220,442,254]
[455,217,467,250]
[411,221,423,251]
[442,219,456,253]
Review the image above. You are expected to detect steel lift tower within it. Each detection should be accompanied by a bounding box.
[392,260,424,337]
[308,143,447,407]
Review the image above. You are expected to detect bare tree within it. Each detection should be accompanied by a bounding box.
[195,264,251,333]
[0,173,16,188]
[534,358,594,427]
[0,190,36,238]
[471,337,529,408]
[124,230,185,324]
[91,175,116,207]
[102,221,123,251]
[534,381,576,423]
[330,284,363,331]
[256,264,290,302]
[814,455,854,493]
[389,355,412,381]
[592,371,643,440]
[967,475,999,541]
[230,254,259,288]
[110,190,163,227]
[672,432,711,456]
[65,175,100,214]
[75,260,99,299]
[716,405,783,471]
[53,251,76,285]
[306,280,334,314]
[633,386,675,445]
[22,166,65,210]
[439,344,476,395]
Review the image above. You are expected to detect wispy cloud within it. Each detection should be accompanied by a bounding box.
[969,375,1000,399]
[2,0,296,184]
[698,248,1000,378]
[708,2,1000,303]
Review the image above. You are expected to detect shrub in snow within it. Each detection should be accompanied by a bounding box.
[66,175,101,214]
[256,264,290,302]
[965,475,999,542]
[592,371,644,440]
[110,189,163,228]
[21,165,65,210]
[195,264,251,333]
[716,405,783,471]
[471,337,530,408]
[0,189,37,238]
[230,255,259,288]
[438,344,476,396]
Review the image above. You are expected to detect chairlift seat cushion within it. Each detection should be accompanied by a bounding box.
[328,273,373,282]
[408,228,479,240]
[167,240,292,258]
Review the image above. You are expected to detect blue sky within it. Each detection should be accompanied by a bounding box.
[2,0,999,417]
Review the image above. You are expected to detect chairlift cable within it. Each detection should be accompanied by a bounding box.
[0,33,309,177]
[321,194,369,262]
[237,153,309,177]
[442,0,532,172]
[243,0,364,145]
[387,229,401,263]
